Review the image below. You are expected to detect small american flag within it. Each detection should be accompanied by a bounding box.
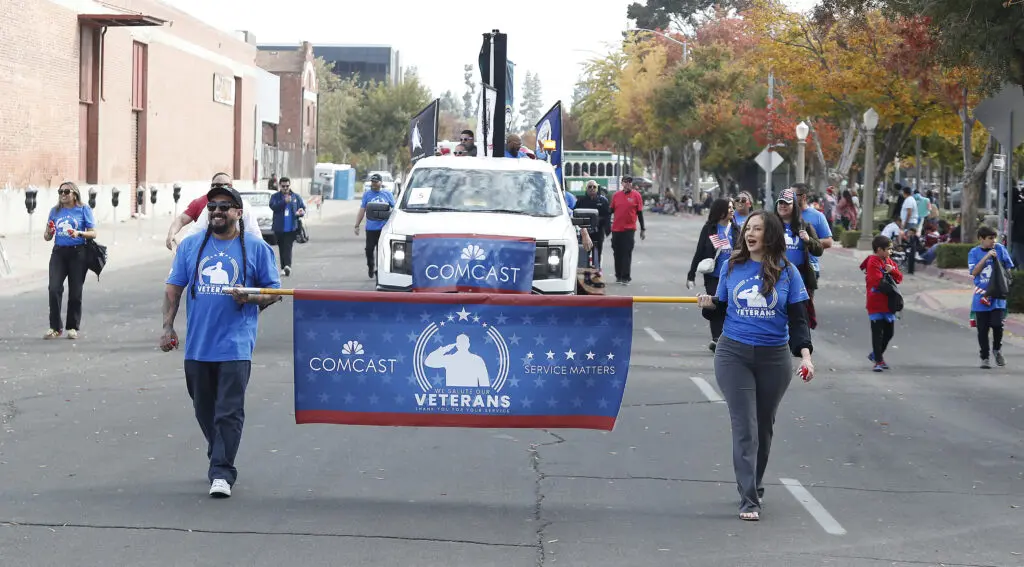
[709,233,731,249]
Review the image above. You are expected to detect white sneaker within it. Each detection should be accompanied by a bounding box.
[67,329,78,340]
[209,479,231,498]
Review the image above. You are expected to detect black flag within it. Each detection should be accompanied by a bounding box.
[478,30,508,157]
[409,98,439,163]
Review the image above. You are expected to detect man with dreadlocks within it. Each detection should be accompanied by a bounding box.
[160,182,281,498]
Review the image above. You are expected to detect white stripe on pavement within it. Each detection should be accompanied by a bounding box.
[643,327,665,342]
[689,376,724,403]
[779,478,847,535]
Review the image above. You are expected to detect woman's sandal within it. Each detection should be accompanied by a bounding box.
[739,511,760,521]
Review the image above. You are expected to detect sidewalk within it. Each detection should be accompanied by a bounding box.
[830,245,1024,337]
[0,199,361,297]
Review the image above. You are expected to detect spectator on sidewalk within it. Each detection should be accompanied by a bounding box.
[269,177,306,277]
[43,182,97,340]
[969,226,1015,369]
[696,210,815,522]
[861,235,903,372]
[165,173,263,250]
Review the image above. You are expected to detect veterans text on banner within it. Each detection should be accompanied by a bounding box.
[292,291,634,430]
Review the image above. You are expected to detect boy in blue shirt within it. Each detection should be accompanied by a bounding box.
[160,185,282,498]
[354,173,397,278]
[968,226,1015,369]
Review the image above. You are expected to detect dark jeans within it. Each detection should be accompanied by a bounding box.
[905,235,919,274]
[48,245,87,331]
[714,336,793,513]
[589,232,605,270]
[365,230,382,269]
[184,360,252,485]
[274,230,296,269]
[704,274,724,341]
[870,319,895,363]
[611,230,636,281]
[976,310,1004,359]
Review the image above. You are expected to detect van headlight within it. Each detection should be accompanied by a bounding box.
[546,246,563,278]
[391,240,411,274]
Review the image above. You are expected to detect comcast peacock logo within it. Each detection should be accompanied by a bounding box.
[342,340,365,355]
[460,244,486,261]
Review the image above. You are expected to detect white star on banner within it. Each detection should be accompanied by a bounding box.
[382,331,394,343]
[546,351,555,360]
[521,397,533,408]
[319,393,330,403]
[508,377,520,387]
[585,335,597,347]
[561,336,572,347]
[573,315,584,326]
[472,315,481,323]
[456,307,471,321]
[546,397,558,408]
[521,315,534,325]
[612,337,625,347]
[394,395,405,404]
[495,313,509,324]
[447,314,455,322]
[526,352,534,359]
[547,314,559,325]
[508,334,521,345]
[344,393,355,404]
[571,397,583,408]
[317,310,329,320]
[598,398,609,408]
[534,376,546,387]
[306,372,317,383]
[585,377,596,388]
[395,353,406,364]
[369,394,379,405]
[407,375,417,385]
[295,309,306,319]
[586,352,596,360]
[420,312,431,323]
[330,330,343,341]
[611,379,623,389]
[305,329,317,340]
[565,349,576,360]
[607,353,615,360]
[560,377,570,388]
[407,331,419,343]
[534,335,546,346]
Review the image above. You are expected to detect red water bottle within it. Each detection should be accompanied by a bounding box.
[798,365,810,381]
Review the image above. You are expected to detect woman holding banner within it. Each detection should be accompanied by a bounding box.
[696,210,815,522]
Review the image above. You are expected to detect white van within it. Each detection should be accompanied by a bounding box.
[367,156,590,295]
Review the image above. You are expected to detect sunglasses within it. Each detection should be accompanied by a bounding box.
[211,182,231,190]
[460,137,472,142]
[58,189,73,195]
[206,202,237,212]
[454,151,466,156]
[738,198,749,203]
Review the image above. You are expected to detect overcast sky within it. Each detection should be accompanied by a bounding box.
[165,0,819,112]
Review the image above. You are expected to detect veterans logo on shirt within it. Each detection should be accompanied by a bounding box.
[731,276,778,319]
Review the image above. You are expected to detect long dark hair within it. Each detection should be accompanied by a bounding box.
[706,198,731,226]
[729,210,789,297]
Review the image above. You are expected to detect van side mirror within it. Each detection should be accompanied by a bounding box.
[366,202,392,222]
[572,207,597,228]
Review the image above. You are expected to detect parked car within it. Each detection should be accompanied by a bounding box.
[238,189,276,245]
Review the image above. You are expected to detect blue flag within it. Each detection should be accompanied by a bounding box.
[535,101,563,187]
[293,291,634,430]
[410,234,535,294]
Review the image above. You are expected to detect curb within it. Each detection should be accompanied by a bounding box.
[912,290,1024,338]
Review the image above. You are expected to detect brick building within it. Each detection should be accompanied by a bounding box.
[0,0,269,233]
[255,42,317,181]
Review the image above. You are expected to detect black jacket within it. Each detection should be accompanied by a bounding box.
[576,194,611,236]
[687,222,741,282]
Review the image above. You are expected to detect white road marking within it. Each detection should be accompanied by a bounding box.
[643,327,665,342]
[779,478,847,535]
[689,376,724,403]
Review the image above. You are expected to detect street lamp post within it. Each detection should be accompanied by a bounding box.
[857,108,879,251]
[795,121,809,184]
[626,28,688,63]
[692,140,702,197]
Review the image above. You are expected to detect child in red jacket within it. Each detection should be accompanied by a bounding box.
[860,235,903,372]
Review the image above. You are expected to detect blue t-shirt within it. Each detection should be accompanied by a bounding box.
[783,222,807,267]
[167,232,281,362]
[968,244,1015,312]
[800,207,831,272]
[716,260,809,347]
[734,212,748,227]
[362,189,396,231]
[48,205,96,247]
[563,191,576,212]
[713,224,734,276]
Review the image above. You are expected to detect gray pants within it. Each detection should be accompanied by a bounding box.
[714,336,793,512]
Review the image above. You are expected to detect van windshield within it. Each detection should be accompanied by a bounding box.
[400,168,562,217]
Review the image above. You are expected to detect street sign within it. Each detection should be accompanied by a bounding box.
[755,147,784,172]
[994,153,1006,172]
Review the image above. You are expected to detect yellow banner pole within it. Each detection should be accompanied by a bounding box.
[223,288,700,304]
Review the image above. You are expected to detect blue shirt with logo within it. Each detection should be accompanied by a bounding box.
[362,189,396,231]
[48,205,95,247]
[783,222,807,267]
[716,259,809,347]
[968,244,1015,312]
[167,232,281,362]
[800,207,831,272]
[713,224,734,276]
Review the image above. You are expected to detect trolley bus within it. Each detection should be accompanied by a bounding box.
[562,151,633,196]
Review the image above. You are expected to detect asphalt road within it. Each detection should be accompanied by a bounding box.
[1,213,1021,567]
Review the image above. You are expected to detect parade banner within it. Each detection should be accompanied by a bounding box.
[292,291,634,430]
[410,234,535,293]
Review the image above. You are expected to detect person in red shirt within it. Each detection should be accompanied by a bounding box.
[165,173,263,249]
[609,176,646,284]
[859,235,903,372]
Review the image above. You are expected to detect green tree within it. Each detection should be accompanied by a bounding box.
[314,57,361,164]
[462,64,478,120]
[519,71,544,129]
[342,69,432,173]
[440,90,460,115]
[626,0,753,31]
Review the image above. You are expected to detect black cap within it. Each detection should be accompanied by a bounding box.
[622,175,633,183]
[370,173,382,182]
[207,185,243,208]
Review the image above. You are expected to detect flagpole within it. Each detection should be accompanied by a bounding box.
[222,288,699,303]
